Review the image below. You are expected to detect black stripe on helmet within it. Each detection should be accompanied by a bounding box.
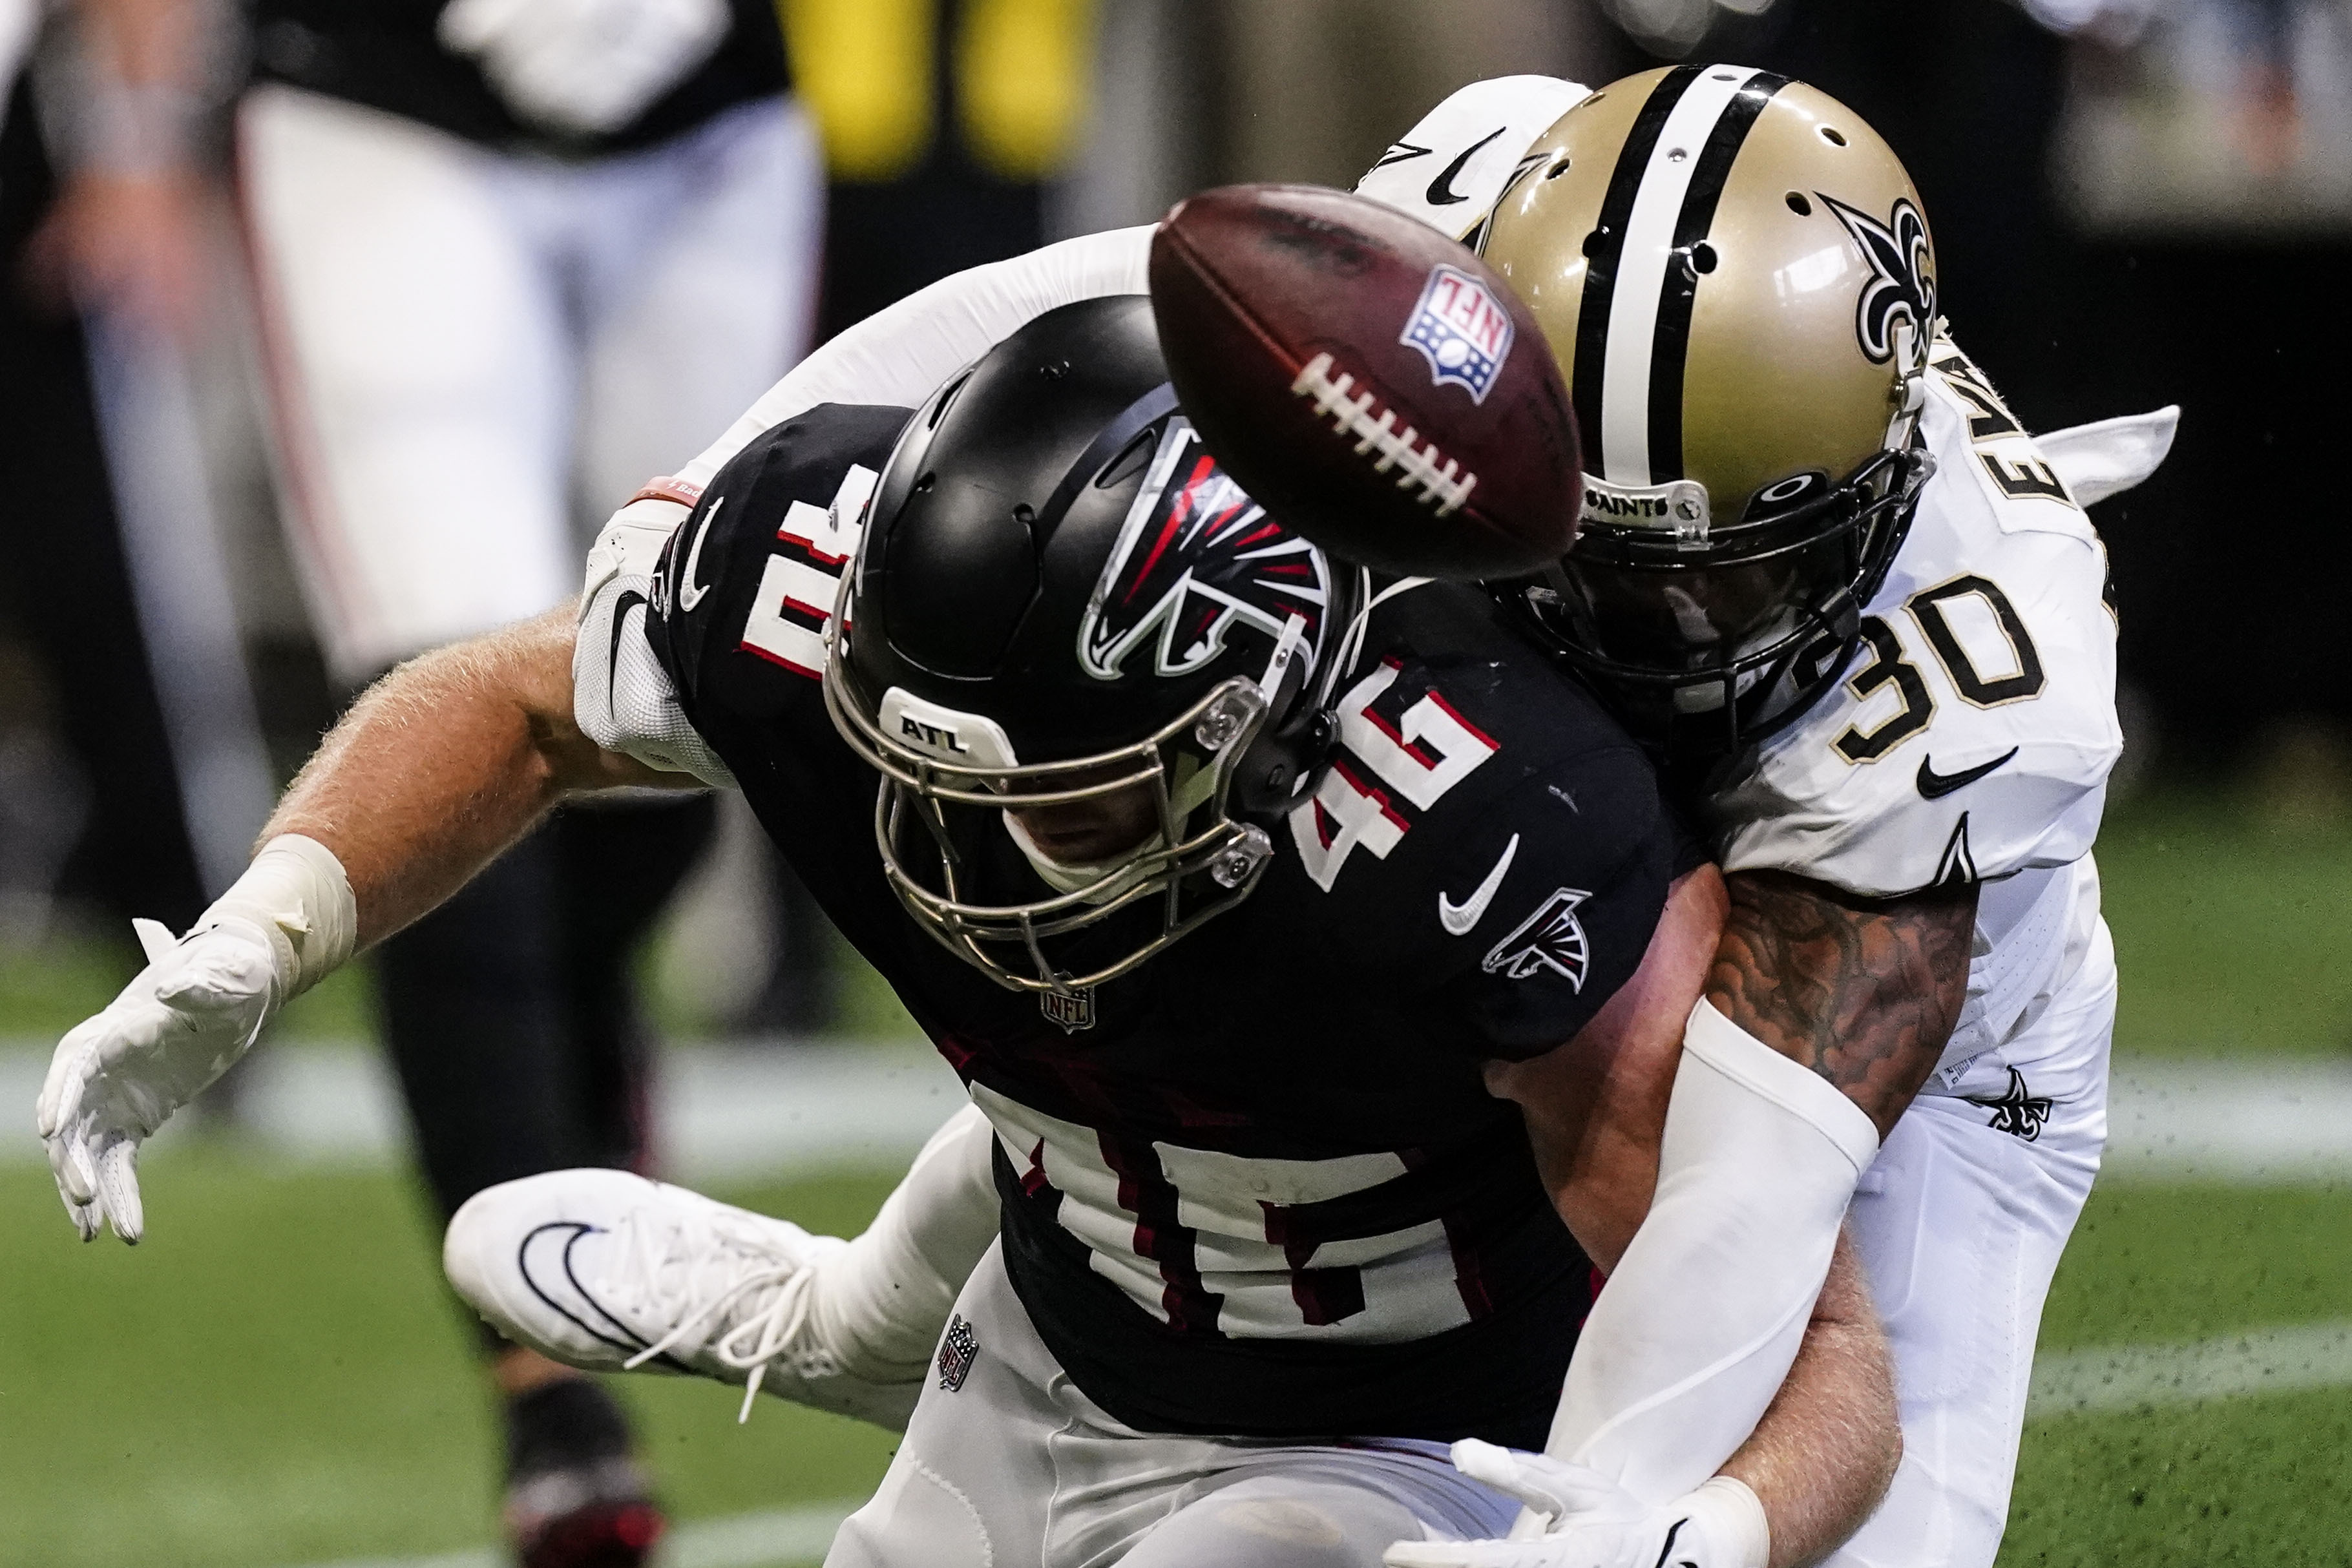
[1645,72,1789,483]
[1571,65,1703,459]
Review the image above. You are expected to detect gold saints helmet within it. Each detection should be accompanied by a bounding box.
[1482,64,1939,757]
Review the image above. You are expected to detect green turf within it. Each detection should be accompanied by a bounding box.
[0,1153,901,1568]
[2097,791,2352,1057]
[2037,1180,2352,1350]
[8,1155,2352,1567]
[2010,1388,2352,1567]
[2000,1178,2352,1564]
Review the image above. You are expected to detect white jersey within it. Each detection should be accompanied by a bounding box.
[1712,333,2130,1080]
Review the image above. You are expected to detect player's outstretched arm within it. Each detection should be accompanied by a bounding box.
[269,604,678,948]
[36,605,682,1242]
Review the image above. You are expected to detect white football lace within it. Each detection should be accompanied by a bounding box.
[607,1205,835,1423]
[1289,353,1479,516]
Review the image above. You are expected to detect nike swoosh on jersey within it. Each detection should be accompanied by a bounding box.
[1425,125,1507,206]
[1372,139,1431,171]
[1439,831,1520,936]
[1916,747,2019,800]
[675,497,723,612]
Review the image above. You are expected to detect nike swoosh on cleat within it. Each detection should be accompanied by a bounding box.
[515,1221,688,1372]
[1440,832,1520,936]
[1424,126,1507,206]
[1916,747,2019,800]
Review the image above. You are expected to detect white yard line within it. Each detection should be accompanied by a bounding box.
[2028,1319,2352,1417]
[12,1047,2352,1186]
[0,1041,968,1182]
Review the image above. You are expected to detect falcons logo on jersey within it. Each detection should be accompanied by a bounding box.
[1481,886,1591,987]
[1077,418,1332,682]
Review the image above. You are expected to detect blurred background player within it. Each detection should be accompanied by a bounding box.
[1,0,270,970]
[227,1,820,1562]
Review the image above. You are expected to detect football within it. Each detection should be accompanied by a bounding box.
[1148,183,1581,581]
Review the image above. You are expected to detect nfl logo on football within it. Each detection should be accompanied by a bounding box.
[1400,264,1515,404]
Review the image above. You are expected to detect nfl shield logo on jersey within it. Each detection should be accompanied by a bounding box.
[1040,985,1097,1033]
[1400,264,1515,404]
[936,1314,980,1392]
[1481,887,1591,988]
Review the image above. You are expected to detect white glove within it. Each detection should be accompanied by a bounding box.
[437,0,731,138]
[1384,1441,1769,1568]
[36,917,280,1242]
[34,834,355,1243]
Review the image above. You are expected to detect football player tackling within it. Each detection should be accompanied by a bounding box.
[38,298,1903,1567]
[443,67,2159,1568]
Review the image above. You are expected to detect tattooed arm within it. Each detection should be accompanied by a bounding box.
[1527,873,1962,1517]
[1708,870,1979,1136]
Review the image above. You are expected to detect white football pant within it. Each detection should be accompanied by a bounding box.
[1828,914,2116,1568]
[238,83,821,681]
[826,1244,1522,1568]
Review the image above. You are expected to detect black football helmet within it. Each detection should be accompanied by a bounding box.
[824,297,1363,996]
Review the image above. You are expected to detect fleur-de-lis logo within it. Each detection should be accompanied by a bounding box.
[1820,193,1935,367]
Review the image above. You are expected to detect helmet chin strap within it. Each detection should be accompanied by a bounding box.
[1001,812,1166,901]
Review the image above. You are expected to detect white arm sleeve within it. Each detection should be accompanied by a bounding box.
[812,1103,1000,1379]
[677,226,1155,489]
[1548,1000,1881,1503]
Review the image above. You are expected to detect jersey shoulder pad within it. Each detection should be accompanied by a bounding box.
[1714,388,2123,896]
[1274,584,1677,1056]
[649,403,911,727]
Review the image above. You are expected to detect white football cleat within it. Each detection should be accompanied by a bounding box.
[445,1168,922,1428]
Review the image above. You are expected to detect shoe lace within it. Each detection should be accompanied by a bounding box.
[604,1206,830,1423]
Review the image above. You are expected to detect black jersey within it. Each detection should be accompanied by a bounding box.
[246,0,788,158]
[594,406,1698,1448]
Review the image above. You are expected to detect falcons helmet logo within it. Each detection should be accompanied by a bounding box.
[1076,417,1334,682]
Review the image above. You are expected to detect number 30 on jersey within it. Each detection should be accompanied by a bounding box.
[1835,574,2046,762]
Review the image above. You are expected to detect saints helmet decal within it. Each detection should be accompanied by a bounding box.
[1821,193,1937,367]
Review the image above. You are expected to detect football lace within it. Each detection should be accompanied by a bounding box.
[1289,353,1479,517]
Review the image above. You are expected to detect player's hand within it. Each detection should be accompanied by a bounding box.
[35,917,281,1243]
[1383,1441,1767,1568]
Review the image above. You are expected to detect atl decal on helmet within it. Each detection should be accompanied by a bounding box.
[1076,417,1332,682]
[1399,264,1516,403]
